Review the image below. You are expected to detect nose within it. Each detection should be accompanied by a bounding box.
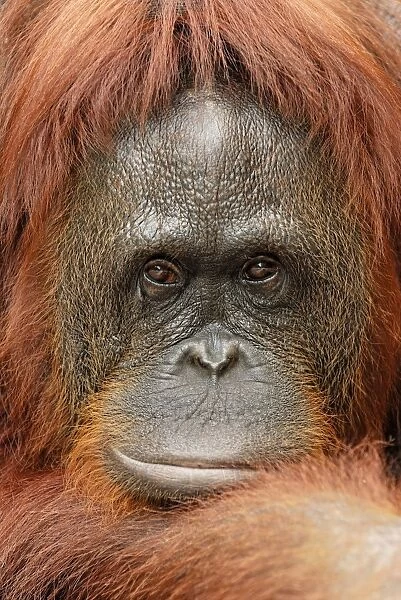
[186,335,240,377]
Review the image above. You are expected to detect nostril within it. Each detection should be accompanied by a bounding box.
[193,355,210,370]
[218,345,240,373]
[216,355,233,374]
[194,355,228,372]
[191,342,239,376]
[225,342,240,363]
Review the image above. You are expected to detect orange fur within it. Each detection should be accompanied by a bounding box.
[1,451,401,599]
[0,1,401,597]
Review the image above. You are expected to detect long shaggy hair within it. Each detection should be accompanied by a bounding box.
[1,2,401,597]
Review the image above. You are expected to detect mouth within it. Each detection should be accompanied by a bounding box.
[113,449,257,496]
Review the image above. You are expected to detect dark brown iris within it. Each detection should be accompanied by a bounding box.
[143,259,181,285]
[242,256,280,282]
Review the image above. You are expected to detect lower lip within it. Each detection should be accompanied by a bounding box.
[113,449,257,495]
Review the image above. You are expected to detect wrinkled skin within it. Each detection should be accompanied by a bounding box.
[55,88,369,502]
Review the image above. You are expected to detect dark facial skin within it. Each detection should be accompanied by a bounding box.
[56,88,369,502]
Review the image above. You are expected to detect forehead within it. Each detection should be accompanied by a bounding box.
[77,88,340,251]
